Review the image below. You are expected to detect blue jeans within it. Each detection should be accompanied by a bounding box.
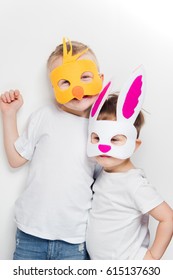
[13,228,89,260]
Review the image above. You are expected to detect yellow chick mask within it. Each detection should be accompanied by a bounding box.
[50,38,103,104]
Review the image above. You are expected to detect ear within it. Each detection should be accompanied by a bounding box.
[99,73,104,82]
[117,66,145,124]
[90,81,112,119]
[134,139,142,152]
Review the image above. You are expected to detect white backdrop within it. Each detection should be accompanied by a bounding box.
[0,0,173,260]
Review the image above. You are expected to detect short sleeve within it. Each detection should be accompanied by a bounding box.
[133,181,163,214]
[14,111,41,160]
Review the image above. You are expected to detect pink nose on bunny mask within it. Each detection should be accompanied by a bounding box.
[87,66,145,160]
[98,144,111,153]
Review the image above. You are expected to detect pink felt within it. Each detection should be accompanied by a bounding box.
[122,75,142,119]
[98,144,111,153]
[91,81,111,117]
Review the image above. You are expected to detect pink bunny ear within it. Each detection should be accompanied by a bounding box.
[117,66,145,124]
[122,75,142,119]
[91,81,111,118]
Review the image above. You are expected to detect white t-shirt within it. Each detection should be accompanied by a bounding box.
[86,169,163,259]
[14,103,97,243]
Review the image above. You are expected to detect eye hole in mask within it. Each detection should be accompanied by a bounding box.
[111,135,127,146]
[81,71,94,83]
[58,79,70,90]
[91,132,100,144]
[91,132,127,146]
[57,71,94,90]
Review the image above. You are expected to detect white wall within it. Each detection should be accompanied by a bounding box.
[0,0,173,260]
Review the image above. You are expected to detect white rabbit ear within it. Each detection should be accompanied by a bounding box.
[117,66,145,124]
[90,81,112,120]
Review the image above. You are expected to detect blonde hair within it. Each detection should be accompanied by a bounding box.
[98,93,145,138]
[47,40,100,71]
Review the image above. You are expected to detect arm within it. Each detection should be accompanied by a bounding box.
[143,201,173,260]
[0,90,28,167]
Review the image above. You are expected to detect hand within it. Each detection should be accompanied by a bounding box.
[143,250,157,260]
[0,89,23,115]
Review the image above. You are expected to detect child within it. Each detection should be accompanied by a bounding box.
[86,68,173,260]
[0,38,103,260]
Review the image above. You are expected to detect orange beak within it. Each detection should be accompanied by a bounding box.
[72,86,84,100]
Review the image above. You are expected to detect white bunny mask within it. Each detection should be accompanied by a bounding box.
[87,67,145,159]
